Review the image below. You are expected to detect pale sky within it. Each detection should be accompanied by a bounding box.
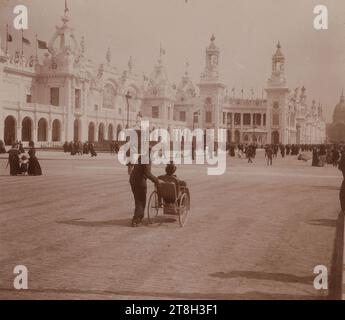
[1,0,345,122]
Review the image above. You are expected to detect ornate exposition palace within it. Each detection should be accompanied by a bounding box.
[0,8,326,147]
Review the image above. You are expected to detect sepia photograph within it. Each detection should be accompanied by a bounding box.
[1,0,345,308]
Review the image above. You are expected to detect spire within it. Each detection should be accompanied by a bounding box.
[211,33,216,42]
[158,43,166,65]
[106,47,111,65]
[128,56,133,72]
[80,36,85,56]
[65,0,69,14]
[341,89,344,102]
[273,41,284,59]
[62,0,70,25]
[185,59,189,76]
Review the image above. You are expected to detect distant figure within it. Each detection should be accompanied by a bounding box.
[63,141,69,153]
[7,143,20,176]
[246,145,253,163]
[229,144,235,157]
[266,146,273,166]
[28,141,42,176]
[332,148,340,167]
[312,148,319,167]
[280,145,285,158]
[0,140,7,154]
[18,141,25,153]
[89,143,97,157]
[83,142,89,155]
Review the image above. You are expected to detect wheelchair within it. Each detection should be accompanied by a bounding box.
[147,175,190,227]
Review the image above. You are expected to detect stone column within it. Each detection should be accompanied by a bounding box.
[48,117,52,144]
[65,79,74,142]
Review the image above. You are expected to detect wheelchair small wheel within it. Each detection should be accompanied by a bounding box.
[178,193,189,227]
[147,190,160,224]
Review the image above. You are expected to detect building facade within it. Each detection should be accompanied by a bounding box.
[327,91,345,142]
[0,9,326,147]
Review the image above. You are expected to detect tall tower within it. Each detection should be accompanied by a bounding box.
[265,42,290,144]
[198,34,226,132]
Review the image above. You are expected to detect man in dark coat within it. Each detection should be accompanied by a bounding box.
[129,151,160,227]
[339,151,345,212]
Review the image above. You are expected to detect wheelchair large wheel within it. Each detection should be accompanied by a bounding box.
[178,193,189,227]
[147,190,160,224]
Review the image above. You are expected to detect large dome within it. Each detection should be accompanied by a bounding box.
[333,92,345,123]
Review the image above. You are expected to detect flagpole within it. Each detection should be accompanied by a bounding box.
[21,28,24,56]
[5,24,8,55]
[35,34,38,60]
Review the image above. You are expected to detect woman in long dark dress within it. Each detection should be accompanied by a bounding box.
[0,140,6,154]
[312,148,319,167]
[28,141,42,176]
[7,143,20,176]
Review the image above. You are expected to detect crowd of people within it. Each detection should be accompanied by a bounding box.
[224,142,345,168]
[63,141,97,157]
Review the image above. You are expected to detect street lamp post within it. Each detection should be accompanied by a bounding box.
[192,110,201,131]
[125,91,132,129]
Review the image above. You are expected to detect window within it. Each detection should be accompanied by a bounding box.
[253,114,261,126]
[75,89,81,108]
[94,104,98,111]
[227,113,232,125]
[206,111,212,123]
[273,114,279,126]
[152,106,159,119]
[193,112,199,124]
[234,113,241,125]
[243,113,251,125]
[273,101,279,109]
[50,87,60,106]
[180,111,186,122]
[26,94,32,103]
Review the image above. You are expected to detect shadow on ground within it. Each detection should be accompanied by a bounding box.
[56,216,177,228]
[210,271,314,284]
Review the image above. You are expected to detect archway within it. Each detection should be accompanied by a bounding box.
[234,130,240,144]
[272,131,280,144]
[37,118,48,142]
[98,123,105,142]
[227,130,232,143]
[88,122,95,142]
[4,116,16,145]
[116,124,123,141]
[74,119,81,142]
[52,119,61,142]
[22,117,33,142]
[108,124,114,141]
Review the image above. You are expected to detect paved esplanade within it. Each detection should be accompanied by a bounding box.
[0,150,343,299]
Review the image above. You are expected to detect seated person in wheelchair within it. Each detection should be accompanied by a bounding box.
[158,161,190,208]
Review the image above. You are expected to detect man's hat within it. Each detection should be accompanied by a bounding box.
[166,161,177,175]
